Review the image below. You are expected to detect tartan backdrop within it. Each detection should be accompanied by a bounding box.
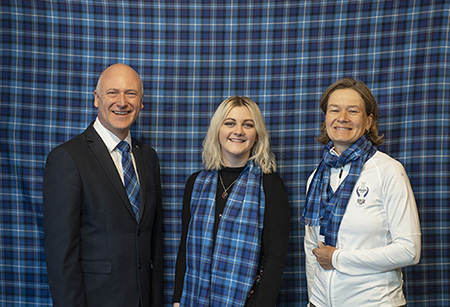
[1,0,449,306]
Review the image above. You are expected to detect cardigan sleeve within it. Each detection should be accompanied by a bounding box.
[247,173,290,307]
[173,171,291,306]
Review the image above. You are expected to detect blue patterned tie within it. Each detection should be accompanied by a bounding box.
[117,141,140,220]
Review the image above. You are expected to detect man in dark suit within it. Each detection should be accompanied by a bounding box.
[43,63,163,307]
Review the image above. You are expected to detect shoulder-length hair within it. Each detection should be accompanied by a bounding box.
[317,77,384,146]
[202,96,277,174]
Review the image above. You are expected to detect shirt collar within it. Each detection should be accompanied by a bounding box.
[330,147,340,156]
[93,117,132,153]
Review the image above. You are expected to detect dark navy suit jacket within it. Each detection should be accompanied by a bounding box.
[43,123,163,307]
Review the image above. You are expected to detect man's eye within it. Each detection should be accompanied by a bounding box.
[127,92,138,97]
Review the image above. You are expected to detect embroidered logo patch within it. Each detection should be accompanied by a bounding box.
[356,182,369,206]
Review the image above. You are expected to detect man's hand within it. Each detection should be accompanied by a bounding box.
[312,241,337,270]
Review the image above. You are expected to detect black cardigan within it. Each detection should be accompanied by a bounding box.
[173,166,290,306]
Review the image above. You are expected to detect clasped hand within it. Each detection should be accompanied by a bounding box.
[312,241,337,270]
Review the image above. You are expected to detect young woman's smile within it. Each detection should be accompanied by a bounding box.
[219,106,257,167]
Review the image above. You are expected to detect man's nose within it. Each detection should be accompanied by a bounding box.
[116,93,127,106]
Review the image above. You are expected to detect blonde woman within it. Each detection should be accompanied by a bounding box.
[173,96,290,307]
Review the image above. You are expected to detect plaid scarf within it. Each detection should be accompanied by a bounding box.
[181,161,265,307]
[301,135,376,247]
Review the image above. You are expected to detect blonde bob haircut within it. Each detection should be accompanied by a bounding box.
[317,77,384,146]
[202,96,277,174]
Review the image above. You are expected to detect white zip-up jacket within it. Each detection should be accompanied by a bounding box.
[305,150,421,307]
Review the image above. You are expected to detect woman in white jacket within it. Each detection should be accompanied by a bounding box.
[302,78,421,307]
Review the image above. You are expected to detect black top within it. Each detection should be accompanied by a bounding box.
[173,167,290,307]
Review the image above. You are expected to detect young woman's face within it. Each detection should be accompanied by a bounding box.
[219,106,257,167]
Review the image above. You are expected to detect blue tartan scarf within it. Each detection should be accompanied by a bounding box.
[301,135,376,247]
[181,161,265,307]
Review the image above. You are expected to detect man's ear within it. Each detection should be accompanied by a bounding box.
[93,90,99,108]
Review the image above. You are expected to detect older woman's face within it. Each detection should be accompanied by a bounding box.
[219,106,257,167]
[325,89,373,154]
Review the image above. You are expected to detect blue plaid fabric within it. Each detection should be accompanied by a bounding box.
[182,162,264,307]
[1,1,450,306]
[117,141,140,221]
[301,135,376,247]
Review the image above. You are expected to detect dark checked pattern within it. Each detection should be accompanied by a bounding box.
[117,141,140,221]
[0,1,449,306]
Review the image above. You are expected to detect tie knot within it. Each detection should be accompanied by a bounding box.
[117,141,131,154]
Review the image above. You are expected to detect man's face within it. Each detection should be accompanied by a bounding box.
[94,64,143,140]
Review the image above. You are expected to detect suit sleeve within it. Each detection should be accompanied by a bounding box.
[151,154,164,307]
[43,147,87,307]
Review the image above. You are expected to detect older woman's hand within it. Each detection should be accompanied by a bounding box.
[312,242,337,270]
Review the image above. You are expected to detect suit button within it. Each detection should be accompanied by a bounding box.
[137,230,141,237]
[138,263,142,269]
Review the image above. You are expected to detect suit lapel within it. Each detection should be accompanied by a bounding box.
[85,125,137,220]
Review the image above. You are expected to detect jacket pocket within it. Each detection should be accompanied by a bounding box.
[81,260,112,274]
